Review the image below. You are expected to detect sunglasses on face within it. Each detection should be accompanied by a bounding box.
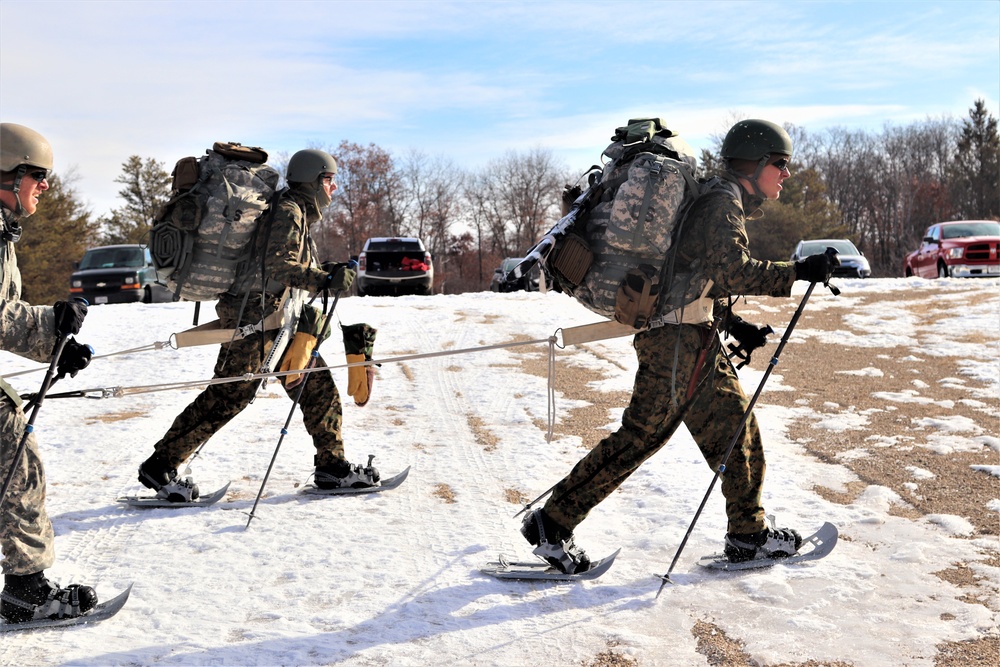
[321,174,336,184]
[27,170,48,182]
[770,158,790,172]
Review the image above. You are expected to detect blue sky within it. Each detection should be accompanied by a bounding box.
[2,0,998,220]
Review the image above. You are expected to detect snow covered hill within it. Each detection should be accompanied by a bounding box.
[1,278,997,666]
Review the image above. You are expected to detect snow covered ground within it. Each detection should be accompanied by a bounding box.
[1,278,997,666]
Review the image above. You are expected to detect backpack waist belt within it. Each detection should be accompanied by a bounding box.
[647,279,715,327]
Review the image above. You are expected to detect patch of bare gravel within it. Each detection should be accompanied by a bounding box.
[736,287,999,666]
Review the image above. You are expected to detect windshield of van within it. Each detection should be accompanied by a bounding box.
[79,247,145,270]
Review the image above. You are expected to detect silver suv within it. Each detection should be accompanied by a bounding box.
[791,238,871,279]
[356,237,433,296]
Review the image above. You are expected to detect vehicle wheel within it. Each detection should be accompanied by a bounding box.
[143,286,153,303]
[937,262,949,278]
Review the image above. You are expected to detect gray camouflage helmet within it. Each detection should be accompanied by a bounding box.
[0,123,54,172]
[286,149,337,183]
[721,119,793,161]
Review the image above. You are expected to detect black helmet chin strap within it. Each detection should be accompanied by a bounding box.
[0,165,28,219]
[724,154,770,203]
[744,154,771,201]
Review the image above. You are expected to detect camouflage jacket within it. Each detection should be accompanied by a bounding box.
[663,178,796,313]
[1,205,57,364]
[221,188,331,327]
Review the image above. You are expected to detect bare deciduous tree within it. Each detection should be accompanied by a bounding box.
[466,147,565,260]
[400,149,465,289]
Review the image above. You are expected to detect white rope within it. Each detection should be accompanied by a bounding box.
[1,341,173,380]
[44,336,559,392]
[546,337,557,442]
[6,333,565,436]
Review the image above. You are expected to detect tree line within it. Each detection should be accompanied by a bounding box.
[18,100,999,304]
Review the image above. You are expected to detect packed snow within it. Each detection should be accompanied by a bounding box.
[1,277,997,666]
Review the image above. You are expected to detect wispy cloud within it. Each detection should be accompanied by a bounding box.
[1,0,996,218]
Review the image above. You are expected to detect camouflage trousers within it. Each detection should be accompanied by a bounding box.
[543,323,767,535]
[0,395,55,575]
[152,329,348,470]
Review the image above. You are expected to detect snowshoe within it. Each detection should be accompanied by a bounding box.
[1,572,98,624]
[315,454,381,490]
[724,516,802,563]
[138,452,200,503]
[520,508,591,574]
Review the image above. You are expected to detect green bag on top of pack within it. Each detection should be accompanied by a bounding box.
[149,142,281,301]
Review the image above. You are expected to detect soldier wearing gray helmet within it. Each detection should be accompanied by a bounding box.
[137,148,380,500]
[1,123,98,623]
[521,119,839,573]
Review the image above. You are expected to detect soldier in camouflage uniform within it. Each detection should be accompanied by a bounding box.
[1,123,99,622]
[521,119,840,572]
[137,149,380,501]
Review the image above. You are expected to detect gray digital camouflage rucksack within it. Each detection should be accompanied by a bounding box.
[149,142,280,301]
[546,118,720,328]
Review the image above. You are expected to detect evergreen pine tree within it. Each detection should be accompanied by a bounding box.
[98,155,171,245]
[16,171,99,305]
[949,99,1000,220]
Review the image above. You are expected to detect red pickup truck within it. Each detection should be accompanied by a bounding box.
[903,220,1000,278]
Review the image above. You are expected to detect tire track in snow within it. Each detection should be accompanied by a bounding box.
[399,307,531,559]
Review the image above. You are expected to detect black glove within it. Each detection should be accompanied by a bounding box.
[726,316,773,369]
[321,261,357,292]
[57,339,94,379]
[52,300,88,336]
[795,250,840,284]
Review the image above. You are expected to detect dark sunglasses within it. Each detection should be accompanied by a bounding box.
[770,158,790,172]
[27,170,49,182]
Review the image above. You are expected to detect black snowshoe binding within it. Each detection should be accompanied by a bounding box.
[138,453,200,503]
[1,572,98,624]
[520,508,592,574]
[315,454,381,490]
[724,516,803,563]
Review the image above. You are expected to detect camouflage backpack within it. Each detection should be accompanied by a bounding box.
[547,119,724,328]
[149,142,280,301]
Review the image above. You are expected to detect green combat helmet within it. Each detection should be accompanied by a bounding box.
[286,149,338,208]
[286,149,337,184]
[1,122,54,228]
[720,119,793,201]
[721,119,793,161]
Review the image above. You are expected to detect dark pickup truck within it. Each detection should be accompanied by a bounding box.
[355,237,434,296]
[69,244,173,304]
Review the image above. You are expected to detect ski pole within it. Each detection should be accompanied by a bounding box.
[245,272,352,529]
[655,278,832,596]
[0,334,70,508]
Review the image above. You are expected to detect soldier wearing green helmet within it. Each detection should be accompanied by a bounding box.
[137,147,380,500]
[721,118,796,201]
[1,123,100,623]
[529,118,840,572]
